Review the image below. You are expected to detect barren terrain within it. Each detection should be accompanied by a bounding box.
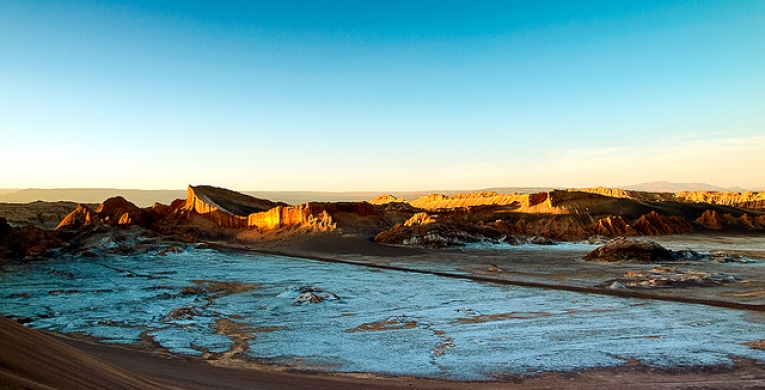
[2,186,765,389]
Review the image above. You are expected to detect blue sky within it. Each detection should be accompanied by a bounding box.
[1,1,764,191]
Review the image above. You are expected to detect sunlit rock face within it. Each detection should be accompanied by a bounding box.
[56,196,155,230]
[581,187,675,202]
[408,192,532,211]
[185,185,336,231]
[247,205,335,230]
[385,189,669,215]
[404,212,436,227]
[96,196,147,226]
[580,188,765,212]
[369,194,406,205]
[676,191,765,211]
[695,210,724,230]
[55,204,100,230]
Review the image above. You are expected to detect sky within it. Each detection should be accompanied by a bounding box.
[1,1,764,192]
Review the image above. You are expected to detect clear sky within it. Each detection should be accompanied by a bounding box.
[1,1,764,191]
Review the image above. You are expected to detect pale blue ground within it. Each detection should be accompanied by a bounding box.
[1,249,764,380]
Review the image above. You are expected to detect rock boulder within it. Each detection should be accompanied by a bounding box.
[583,237,677,263]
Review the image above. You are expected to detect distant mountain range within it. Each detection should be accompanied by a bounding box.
[0,182,759,207]
[621,181,755,193]
[0,187,558,207]
[0,189,187,207]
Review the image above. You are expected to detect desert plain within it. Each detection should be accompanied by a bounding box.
[2,185,765,389]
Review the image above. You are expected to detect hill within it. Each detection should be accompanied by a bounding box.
[0,189,187,207]
[0,188,554,207]
[622,181,753,193]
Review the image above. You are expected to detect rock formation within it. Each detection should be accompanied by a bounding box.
[95,196,148,226]
[369,194,406,205]
[408,192,529,211]
[581,187,674,202]
[403,213,436,226]
[583,237,677,263]
[601,267,736,288]
[632,211,693,235]
[6,184,765,259]
[675,191,765,211]
[695,210,723,230]
[0,218,66,260]
[185,185,336,231]
[56,197,156,230]
[247,205,335,230]
[55,204,101,230]
[591,216,637,236]
[381,190,623,215]
[374,220,506,249]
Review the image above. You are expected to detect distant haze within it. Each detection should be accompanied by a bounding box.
[0,182,759,207]
[0,189,187,207]
[622,181,754,193]
[0,187,550,207]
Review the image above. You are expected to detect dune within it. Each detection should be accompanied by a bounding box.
[0,316,171,390]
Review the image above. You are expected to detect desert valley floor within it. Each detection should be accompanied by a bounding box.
[2,187,765,389]
[3,235,765,389]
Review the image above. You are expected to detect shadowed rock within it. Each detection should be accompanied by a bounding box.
[583,237,677,263]
[696,209,723,230]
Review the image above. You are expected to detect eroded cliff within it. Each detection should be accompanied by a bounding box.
[185,185,336,231]
[675,191,765,211]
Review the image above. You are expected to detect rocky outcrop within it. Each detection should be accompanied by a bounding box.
[581,187,674,202]
[369,194,406,205]
[676,191,765,211]
[0,218,66,260]
[582,187,635,199]
[186,185,283,216]
[95,196,148,227]
[399,190,626,215]
[591,212,693,237]
[591,216,637,236]
[600,266,736,288]
[695,210,723,230]
[489,217,590,241]
[147,202,173,221]
[403,213,436,226]
[722,212,765,231]
[247,204,335,230]
[185,186,261,229]
[582,188,765,211]
[375,209,707,248]
[55,197,155,230]
[632,211,693,235]
[55,204,101,230]
[374,220,506,248]
[185,186,336,231]
[408,192,529,211]
[583,237,677,263]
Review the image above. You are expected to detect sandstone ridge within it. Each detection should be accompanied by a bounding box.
[4,184,765,259]
[186,185,336,231]
[582,187,765,212]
